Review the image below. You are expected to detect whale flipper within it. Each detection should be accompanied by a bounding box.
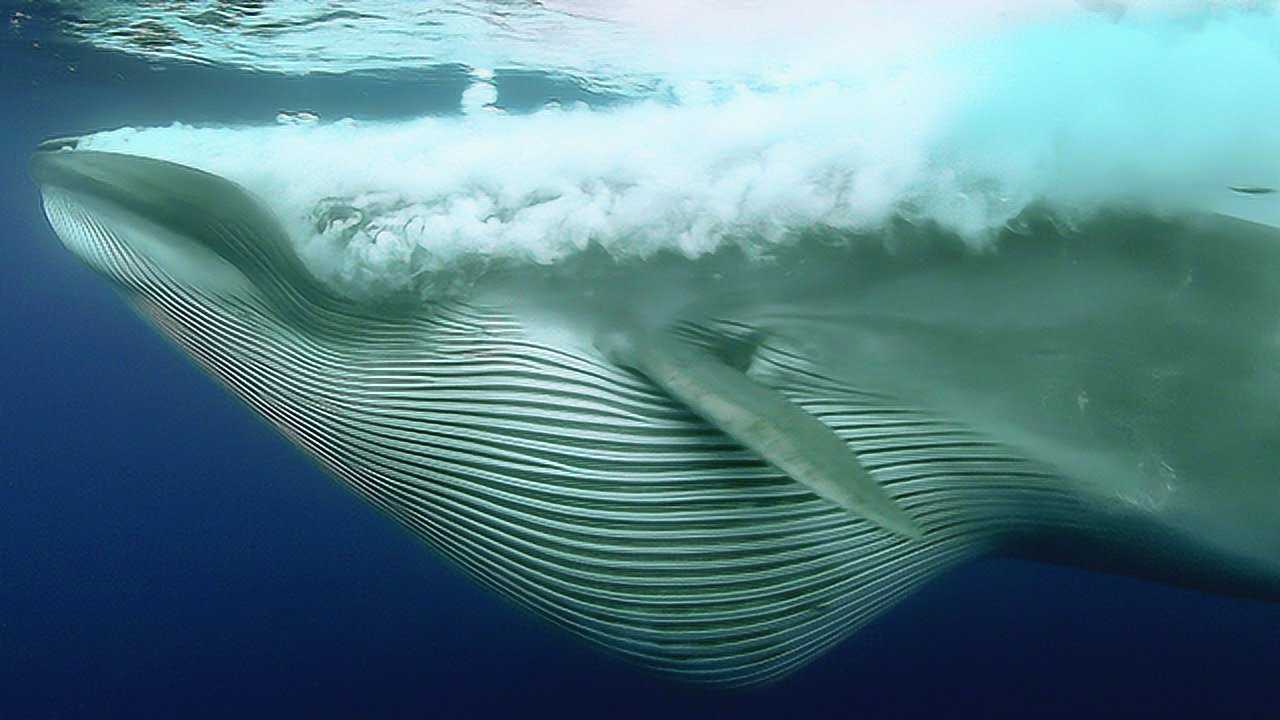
[598,329,925,540]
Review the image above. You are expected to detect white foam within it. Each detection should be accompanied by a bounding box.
[74,6,1280,300]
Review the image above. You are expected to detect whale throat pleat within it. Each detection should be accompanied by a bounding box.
[137,289,1077,684]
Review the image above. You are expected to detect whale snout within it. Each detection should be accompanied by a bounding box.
[30,143,130,196]
[30,145,346,314]
[30,147,262,296]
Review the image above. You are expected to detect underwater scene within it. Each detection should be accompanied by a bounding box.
[3,1,1280,717]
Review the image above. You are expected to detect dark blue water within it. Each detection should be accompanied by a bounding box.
[2,23,1279,720]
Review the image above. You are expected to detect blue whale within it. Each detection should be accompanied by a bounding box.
[31,147,1280,685]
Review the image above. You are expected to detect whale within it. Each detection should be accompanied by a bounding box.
[30,146,1280,685]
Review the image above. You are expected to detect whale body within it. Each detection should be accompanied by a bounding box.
[31,147,1280,684]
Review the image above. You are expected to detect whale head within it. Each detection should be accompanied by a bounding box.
[29,146,346,315]
[31,143,1280,684]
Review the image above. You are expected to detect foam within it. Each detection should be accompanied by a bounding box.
[73,6,1280,300]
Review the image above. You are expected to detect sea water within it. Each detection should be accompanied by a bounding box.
[3,2,1280,718]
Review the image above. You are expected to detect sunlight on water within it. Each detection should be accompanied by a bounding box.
[44,2,1277,90]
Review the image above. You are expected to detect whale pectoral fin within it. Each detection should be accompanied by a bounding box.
[599,329,925,540]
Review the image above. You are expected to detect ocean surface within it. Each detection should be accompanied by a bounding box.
[3,3,1280,718]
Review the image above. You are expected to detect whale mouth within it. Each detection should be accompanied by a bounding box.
[29,148,328,308]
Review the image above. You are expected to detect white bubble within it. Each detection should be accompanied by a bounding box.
[275,110,320,126]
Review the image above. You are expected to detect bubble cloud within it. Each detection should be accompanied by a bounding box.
[74,4,1280,300]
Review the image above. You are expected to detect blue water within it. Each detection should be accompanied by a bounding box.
[2,17,1279,720]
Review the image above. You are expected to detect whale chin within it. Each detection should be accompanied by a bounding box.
[32,146,1280,684]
